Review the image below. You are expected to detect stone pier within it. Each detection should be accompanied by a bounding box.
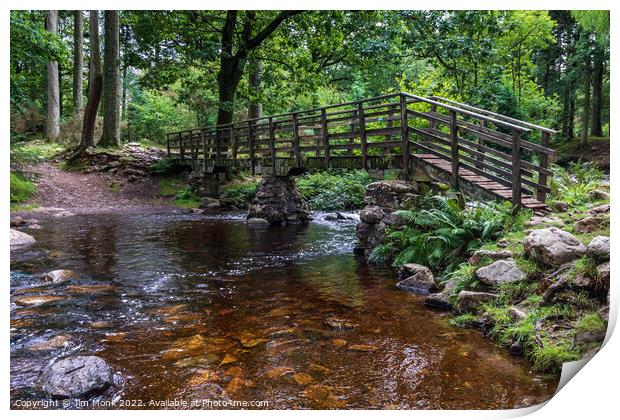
[247,176,310,225]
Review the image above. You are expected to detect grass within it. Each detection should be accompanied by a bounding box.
[530,339,579,373]
[58,160,89,172]
[157,177,201,208]
[10,172,36,203]
[158,177,183,196]
[576,312,606,334]
[10,140,66,164]
[221,178,258,207]
[449,314,479,328]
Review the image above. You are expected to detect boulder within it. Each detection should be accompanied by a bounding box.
[247,177,310,225]
[10,229,36,248]
[38,270,78,285]
[424,292,452,310]
[200,197,221,209]
[597,261,610,289]
[589,190,610,200]
[10,216,25,227]
[324,213,339,221]
[587,236,610,260]
[364,181,418,210]
[53,211,76,218]
[506,307,527,322]
[38,356,113,398]
[476,259,526,287]
[396,263,436,294]
[468,249,513,266]
[524,228,586,267]
[27,224,42,230]
[574,216,606,234]
[551,201,569,212]
[359,206,384,224]
[588,204,610,216]
[457,291,498,313]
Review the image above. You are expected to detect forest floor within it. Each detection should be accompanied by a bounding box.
[14,161,176,215]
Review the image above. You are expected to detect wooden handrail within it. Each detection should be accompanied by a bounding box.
[166,92,556,208]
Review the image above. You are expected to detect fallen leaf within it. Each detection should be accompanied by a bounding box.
[348,344,378,352]
[293,372,314,385]
[220,353,238,365]
[225,366,243,377]
[331,339,347,348]
[264,366,295,379]
[187,370,218,386]
[309,363,330,374]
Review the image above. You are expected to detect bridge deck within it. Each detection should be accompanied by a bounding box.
[166,92,556,213]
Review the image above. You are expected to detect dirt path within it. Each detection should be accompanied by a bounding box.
[20,162,176,214]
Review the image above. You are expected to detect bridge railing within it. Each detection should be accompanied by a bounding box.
[166,92,556,207]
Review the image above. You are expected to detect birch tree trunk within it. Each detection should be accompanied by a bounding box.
[46,10,60,139]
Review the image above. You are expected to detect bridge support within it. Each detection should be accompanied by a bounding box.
[247,176,311,225]
[189,172,225,197]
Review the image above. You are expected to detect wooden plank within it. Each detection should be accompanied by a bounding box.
[358,103,367,170]
[450,110,459,188]
[400,94,410,175]
[512,129,523,209]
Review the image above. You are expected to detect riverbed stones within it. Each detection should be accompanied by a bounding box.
[247,217,269,225]
[587,236,610,260]
[457,291,498,313]
[247,177,310,225]
[574,216,606,234]
[476,259,525,287]
[200,197,221,210]
[396,263,437,295]
[424,292,452,310]
[10,216,26,227]
[38,356,113,398]
[38,269,78,285]
[524,228,586,267]
[28,335,71,351]
[14,295,64,306]
[468,249,513,265]
[10,229,36,248]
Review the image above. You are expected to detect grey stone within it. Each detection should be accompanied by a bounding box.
[597,261,610,289]
[468,249,513,265]
[589,189,610,200]
[457,291,498,313]
[551,201,569,212]
[247,177,310,225]
[424,292,452,310]
[10,229,35,248]
[396,264,436,295]
[574,216,606,234]
[587,236,610,260]
[53,211,75,218]
[588,204,610,215]
[200,197,221,209]
[246,217,269,225]
[10,216,25,227]
[524,227,586,267]
[506,307,527,322]
[476,259,526,287]
[38,356,113,398]
[359,206,384,224]
[525,216,563,227]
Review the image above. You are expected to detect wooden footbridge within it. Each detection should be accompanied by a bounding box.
[166,92,556,212]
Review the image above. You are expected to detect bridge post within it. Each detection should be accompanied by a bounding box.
[215,127,222,167]
[476,119,486,170]
[449,110,459,189]
[358,102,368,170]
[269,117,276,174]
[231,126,238,161]
[537,131,550,202]
[166,133,171,156]
[321,108,330,167]
[511,129,523,212]
[248,120,255,175]
[400,94,410,176]
[179,132,184,161]
[292,112,301,167]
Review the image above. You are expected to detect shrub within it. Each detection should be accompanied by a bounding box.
[296,170,373,211]
[370,195,517,272]
[10,171,36,202]
[221,180,258,207]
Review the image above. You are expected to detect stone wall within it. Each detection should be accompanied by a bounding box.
[354,180,421,259]
[247,177,310,225]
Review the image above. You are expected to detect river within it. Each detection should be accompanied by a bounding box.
[10,211,558,409]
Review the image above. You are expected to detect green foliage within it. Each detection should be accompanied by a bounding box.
[530,339,579,373]
[449,314,479,328]
[129,90,197,144]
[371,196,517,271]
[10,172,36,202]
[149,157,187,176]
[550,161,605,207]
[296,170,373,211]
[221,179,258,207]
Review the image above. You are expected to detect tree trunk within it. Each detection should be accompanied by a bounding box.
[568,81,576,139]
[591,50,604,137]
[78,11,102,151]
[99,10,121,147]
[580,58,591,147]
[248,58,263,119]
[72,10,84,117]
[561,84,571,138]
[46,10,60,140]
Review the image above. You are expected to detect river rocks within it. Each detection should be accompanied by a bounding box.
[247,217,269,225]
[574,216,606,234]
[14,295,64,306]
[468,249,512,265]
[588,204,610,216]
[587,236,610,260]
[364,180,419,210]
[457,291,498,313]
[524,228,586,267]
[323,212,359,222]
[39,356,113,398]
[38,269,78,285]
[28,335,71,351]
[10,216,26,227]
[396,264,437,295]
[10,229,36,248]
[476,259,525,287]
[200,197,221,210]
[424,292,452,310]
[53,210,76,218]
[247,177,310,225]
[324,318,358,331]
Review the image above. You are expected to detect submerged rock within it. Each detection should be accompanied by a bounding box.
[10,229,36,248]
[27,335,71,351]
[424,292,452,310]
[476,259,525,287]
[38,356,113,398]
[246,217,269,225]
[524,228,586,267]
[14,295,64,306]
